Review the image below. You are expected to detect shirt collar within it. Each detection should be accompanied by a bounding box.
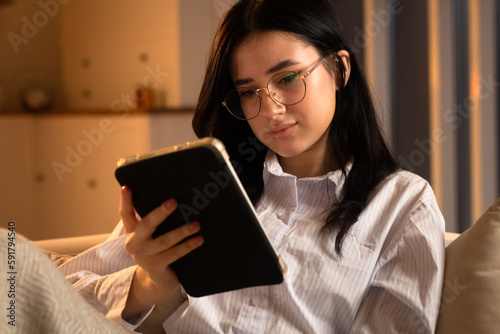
[263,150,350,191]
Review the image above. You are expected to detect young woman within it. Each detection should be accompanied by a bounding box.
[61,0,445,332]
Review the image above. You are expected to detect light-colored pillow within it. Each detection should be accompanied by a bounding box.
[435,197,500,333]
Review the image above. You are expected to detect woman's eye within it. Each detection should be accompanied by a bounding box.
[277,73,300,85]
[238,89,256,99]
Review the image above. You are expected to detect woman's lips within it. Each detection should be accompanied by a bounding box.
[269,123,297,139]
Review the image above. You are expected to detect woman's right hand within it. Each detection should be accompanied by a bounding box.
[120,186,204,320]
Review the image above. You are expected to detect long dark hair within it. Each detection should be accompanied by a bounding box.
[192,0,399,255]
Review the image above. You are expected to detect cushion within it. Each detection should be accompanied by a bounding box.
[435,197,500,333]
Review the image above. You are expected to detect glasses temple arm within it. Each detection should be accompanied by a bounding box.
[303,56,328,78]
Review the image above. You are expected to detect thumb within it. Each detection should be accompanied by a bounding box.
[120,186,139,234]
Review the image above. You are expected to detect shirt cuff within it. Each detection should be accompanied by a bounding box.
[93,265,152,330]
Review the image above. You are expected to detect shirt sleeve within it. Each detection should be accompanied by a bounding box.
[351,188,446,333]
[59,221,152,330]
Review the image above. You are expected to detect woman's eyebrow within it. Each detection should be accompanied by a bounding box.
[265,59,299,75]
[234,59,300,87]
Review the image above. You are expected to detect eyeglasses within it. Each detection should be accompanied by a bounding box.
[222,56,328,120]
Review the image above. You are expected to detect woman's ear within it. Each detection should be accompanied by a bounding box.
[336,50,351,88]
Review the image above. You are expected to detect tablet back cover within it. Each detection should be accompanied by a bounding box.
[115,138,285,297]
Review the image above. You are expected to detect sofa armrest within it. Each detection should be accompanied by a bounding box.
[32,233,110,256]
[445,232,460,247]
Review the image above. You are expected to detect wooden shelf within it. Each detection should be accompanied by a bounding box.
[0,107,195,116]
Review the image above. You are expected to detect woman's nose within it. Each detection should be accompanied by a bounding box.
[259,89,286,118]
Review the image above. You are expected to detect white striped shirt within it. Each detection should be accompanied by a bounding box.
[61,152,445,333]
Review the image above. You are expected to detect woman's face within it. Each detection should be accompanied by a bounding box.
[229,31,349,176]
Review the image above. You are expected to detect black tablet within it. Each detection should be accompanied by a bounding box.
[115,137,286,297]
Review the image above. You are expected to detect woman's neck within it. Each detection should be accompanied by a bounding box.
[277,151,338,179]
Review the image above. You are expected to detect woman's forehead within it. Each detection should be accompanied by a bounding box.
[229,31,319,78]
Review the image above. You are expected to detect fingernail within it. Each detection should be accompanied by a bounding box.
[188,221,200,231]
[193,236,204,246]
[163,198,177,209]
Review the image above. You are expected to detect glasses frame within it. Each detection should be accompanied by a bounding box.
[222,55,329,120]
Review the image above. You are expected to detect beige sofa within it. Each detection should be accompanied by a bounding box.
[34,197,500,334]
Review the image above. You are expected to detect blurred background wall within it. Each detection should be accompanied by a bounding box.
[0,0,498,239]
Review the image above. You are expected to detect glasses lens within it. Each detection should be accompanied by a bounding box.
[223,72,306,120]
[268,72,305,105]
[224,89,260,120]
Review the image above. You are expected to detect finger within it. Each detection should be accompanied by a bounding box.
[129,224,203,271]
[154,234,205,267]
[120,186,139,234]
[138,220,202,257]
[151,221,201,252]
[138,198,178,237]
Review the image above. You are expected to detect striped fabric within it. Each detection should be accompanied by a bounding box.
[0,229,131,334]
[61,151,446,333]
